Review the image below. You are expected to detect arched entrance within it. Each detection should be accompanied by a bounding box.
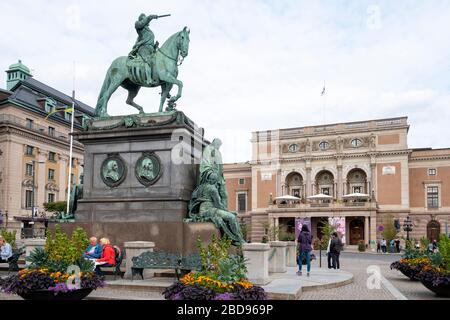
[346,168,368,194]
[427,220,441,242]
[315,170,334,198]
[285,172,304,198]
[349,218,364,245]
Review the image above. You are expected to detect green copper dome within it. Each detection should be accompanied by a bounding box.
[8,59,31,75]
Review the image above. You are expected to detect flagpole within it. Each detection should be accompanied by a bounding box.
[66,63,76,216]
[322,80,326,124]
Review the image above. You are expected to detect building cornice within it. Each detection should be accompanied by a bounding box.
[0,124,84,153]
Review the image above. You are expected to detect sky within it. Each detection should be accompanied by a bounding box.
[1,0,450,163]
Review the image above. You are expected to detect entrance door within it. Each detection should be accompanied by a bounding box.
[427,220,441,242]
[349,218,364,245]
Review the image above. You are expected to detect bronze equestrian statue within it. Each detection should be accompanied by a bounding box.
[95,13,190,117]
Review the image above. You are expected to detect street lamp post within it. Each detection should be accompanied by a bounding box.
[403,216,413,241]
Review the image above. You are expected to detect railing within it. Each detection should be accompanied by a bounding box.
[269,201,376,210]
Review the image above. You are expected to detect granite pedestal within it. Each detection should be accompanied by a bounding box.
[54,111,216,254]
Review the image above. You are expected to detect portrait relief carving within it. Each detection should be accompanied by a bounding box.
[135,152,162,186]
[100,154,127,187]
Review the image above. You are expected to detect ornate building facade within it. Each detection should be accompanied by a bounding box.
[0,60,95,237]
[224,117,450,247]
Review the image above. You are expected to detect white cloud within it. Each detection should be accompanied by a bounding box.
[1,0,450,162]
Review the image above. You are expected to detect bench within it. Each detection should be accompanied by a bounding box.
[96,246,124,280]
[131,251,202,280]
[0,247,25,272]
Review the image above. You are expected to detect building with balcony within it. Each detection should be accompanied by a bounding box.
[224,117,450,248]
[0,60,95,238]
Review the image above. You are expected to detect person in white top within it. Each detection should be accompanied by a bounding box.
[326,238,332,269]
[0,236,13,262]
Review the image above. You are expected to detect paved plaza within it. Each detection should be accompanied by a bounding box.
[1,251,449,300]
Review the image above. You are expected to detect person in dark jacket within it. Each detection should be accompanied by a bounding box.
[297,224,312,276]
[330,232,342,269]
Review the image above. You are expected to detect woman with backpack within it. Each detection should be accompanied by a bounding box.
[95,238,116,275]
[297,224,312,277]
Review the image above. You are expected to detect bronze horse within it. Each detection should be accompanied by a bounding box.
[95,27,190,117]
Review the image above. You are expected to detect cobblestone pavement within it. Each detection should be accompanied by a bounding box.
[301,252,450,300]
[300,254,395,300]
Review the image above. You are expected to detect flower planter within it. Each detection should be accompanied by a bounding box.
[420,279,450,297]
[390,260,426,281]
[18,288,93,300]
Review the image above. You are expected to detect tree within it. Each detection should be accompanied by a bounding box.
[318,220,336,250]
[381,214,398,243]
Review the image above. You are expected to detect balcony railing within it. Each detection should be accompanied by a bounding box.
[269,200,376,210]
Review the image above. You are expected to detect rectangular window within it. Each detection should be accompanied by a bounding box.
[427,186,439,208]
[321,188,330,195]
[26,118,34,129]
[26,163,33,176]
[25,190,33,208]
[237,193,247,212]
[292,188,301,198]
[71,173,76,184]
[48,169,55,180]
[48,127,55,136]
[65,112,72,121]
[26,145,34,156]
[48,152,56,161]
[428,168,437,176]
[47,193,55,203]
[238,178,245,185]
[353,186,362,193]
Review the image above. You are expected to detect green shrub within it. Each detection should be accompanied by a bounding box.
[0,229,16,248]
[197,235,247,283]
[42,225,90,271]
[358,240,366,252]
[438,234,450,270]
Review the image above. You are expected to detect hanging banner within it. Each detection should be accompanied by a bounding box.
[329,217,346,244]
[295,217,311,239]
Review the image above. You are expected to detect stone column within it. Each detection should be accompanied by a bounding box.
[364,216,370,246]
[242,243,271,285]
[24,238,46,266]
[124,241,155,279]
[269,241,287,273]
[337,164,343,200]
[36,151,47,211]
[285,241,297,267]
[274,218,279,241]
[370,215,377,248]
[305,167,312,197]
[370,162,377,200]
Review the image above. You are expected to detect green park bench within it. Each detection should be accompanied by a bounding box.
[131,251,202,280]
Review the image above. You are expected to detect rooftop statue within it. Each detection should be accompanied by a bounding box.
[95,13,190,117]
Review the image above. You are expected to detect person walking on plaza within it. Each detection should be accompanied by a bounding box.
[376,240,381,253]
[395,239,401,253]
[330,232,343,269]
[297,224,312,277]
[326,237,332,269]
[94,238,116,275]
[381,238,387,253]
[0,236,13,263]
[389,239,395,253]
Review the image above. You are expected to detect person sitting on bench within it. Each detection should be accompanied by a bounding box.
[83,237,103,260]
[94,238,116,275]
[0,236,13,263]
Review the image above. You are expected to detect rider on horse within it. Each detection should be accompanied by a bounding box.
[128,13,160,85]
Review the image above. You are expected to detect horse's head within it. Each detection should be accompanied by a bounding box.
[178,26,190,58]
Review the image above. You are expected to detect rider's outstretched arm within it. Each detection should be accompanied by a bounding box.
[135,15,157,29]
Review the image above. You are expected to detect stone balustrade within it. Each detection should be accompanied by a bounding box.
[268,241,287,273]
[124,241,155,279]
[242,243,271,285]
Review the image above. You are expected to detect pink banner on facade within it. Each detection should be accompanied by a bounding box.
[295,217,311,239]
[329,217,346,244]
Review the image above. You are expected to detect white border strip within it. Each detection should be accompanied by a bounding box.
[380,276,408,300]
